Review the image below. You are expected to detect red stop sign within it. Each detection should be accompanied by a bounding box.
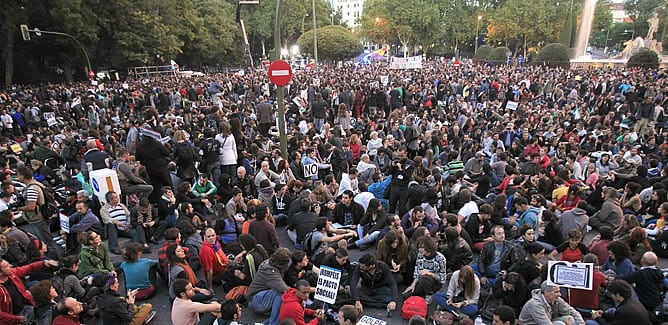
[268,60,292,86]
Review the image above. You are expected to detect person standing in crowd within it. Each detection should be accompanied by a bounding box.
[15,166,61,260]
[135,130,172,203]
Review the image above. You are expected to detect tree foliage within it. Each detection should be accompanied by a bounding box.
[1,0,244,85]
[627,49,659,69]
[535,43,570,68]
[489,47,511,64]
[474,45,493,60]
[297,25,362,61]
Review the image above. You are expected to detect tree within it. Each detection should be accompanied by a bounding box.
[627,49,659,69]
[625,0,663,22]
[474,45,493,60]
[590,0,614,48]
[358,0,439,56]
[535,43,570,68]
[489,46,511,64]
[297,25,362,61]
[486,0,564,56]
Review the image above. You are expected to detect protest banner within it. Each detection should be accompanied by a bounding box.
[547,261,594,290]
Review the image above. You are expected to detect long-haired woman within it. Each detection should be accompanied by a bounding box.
[376,229,409,285]
[167,244,213,302]
[434,265,480,318]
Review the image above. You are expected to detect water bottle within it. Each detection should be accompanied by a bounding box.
[475,314,484,325]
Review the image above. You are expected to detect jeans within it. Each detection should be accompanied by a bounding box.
[355,224,380,247]
[470,264,496,289]
[433,293,479,318]
[250,289,282,325]
[123,184,154,201]
[357,285,392,308]
[314,118,325,132]
[20,221,62,260]
[107,223,142,250]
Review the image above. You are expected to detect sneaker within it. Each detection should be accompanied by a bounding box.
[144,310,157,324]
[347,238,357,249]
[425,295,433,305]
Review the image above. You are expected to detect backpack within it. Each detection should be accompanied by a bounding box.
[27,183,59,221]
[402,296,428,320]
[301,229,319,258]
[175,142,195,164]
[51,273,67,298]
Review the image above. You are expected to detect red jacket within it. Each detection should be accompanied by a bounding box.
[0,261,44,324]
[52,314,81,325]
[279,288,318,325]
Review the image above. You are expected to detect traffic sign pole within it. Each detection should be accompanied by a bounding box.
[268,60,292,160]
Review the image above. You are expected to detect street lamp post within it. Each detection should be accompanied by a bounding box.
[312,0,318,64]
[475,15,482,55]
[301,13,309,35]
[273,0,288,159]
[20,25,92,79]
[603,28,610,54]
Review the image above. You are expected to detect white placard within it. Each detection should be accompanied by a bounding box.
[389,56,423,70]
[506,101,518,111]
[358,315,387,325]
[303,163,318,178]
[60,213,70,234]
[314,265,341,304]
[380,76,389,86]
[547,261,594,290]
[312,78,320,86]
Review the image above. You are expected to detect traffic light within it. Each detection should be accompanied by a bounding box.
[20,25,30,41]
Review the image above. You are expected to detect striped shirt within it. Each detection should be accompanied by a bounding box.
[107,205,128,230]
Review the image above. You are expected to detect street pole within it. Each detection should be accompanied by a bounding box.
[274,0,288,159]
[302,13,308,35]
[312,0,318,64]
[475,15,482,55]
[23,27,92,79]
[604,29,610,54]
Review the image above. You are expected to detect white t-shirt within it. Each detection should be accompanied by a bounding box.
[458,201,479,224]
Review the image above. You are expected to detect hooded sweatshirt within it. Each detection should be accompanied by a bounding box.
[558,207,589,240]
[278,288,318,325]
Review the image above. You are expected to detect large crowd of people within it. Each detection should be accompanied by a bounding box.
[0,59,667,325]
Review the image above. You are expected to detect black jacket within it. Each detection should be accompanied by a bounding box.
[617,266,664,311]
[100,291,134,325]
[598,298,650,325]
[349,260,399,303]
[478,240,519,276]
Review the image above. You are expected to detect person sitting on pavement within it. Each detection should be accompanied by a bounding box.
[246,247,291,325]
[52,297,85,325]
[100,191,143,255]
[608,251,664,315]
[588,279,650,325]
[77,231,114,278]
[171,278,220,325]
[518,280,584,325]
[200,228,229,291]
[213,300,243,325]
[66,200,104,254]
[167,244,213,302]
[120,242,158,301]
[279,279,325,325]
[349,253,399,315]
[0,256,59,324]
[434,265,480,319]
[100,274,156,325]
[403,236,447,302]
[474,225,519,288]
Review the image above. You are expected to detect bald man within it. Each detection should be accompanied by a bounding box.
[81,139,110,181]
[615,252,664,312]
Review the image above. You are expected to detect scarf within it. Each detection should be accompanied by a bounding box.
[177,261,198,285]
